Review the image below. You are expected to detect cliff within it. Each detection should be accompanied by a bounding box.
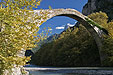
[82,0,113,20]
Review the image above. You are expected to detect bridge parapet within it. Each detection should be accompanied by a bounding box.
[34,9,86,21]
[33,9,106,37]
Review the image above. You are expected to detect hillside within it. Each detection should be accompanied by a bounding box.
[31,25,101,67]
[31,0,113,67]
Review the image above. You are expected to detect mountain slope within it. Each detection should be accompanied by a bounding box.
[31,25,101,67]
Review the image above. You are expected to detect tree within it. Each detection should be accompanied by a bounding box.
[31,26,101,67]
[0,0,47,74]
[88,11,113,66]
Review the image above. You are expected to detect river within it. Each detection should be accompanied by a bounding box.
[24,65,113,75]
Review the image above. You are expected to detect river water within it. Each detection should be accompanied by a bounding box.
[24,65,113,75]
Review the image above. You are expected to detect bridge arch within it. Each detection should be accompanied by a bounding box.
[34,9,106,66]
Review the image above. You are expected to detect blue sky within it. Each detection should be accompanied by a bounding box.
[0,0,88,36]
[36,0,88,36]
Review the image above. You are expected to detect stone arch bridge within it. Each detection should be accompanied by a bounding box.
[32,9,108,66]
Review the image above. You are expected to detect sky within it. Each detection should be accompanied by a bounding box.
[0,0,88,36]
[35,0,88,36]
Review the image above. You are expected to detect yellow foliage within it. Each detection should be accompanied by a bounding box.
[88,11,113,66]
[0,0,47,74]
[88,11,113,37]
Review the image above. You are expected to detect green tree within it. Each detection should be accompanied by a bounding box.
[0,0,47,74]
[88,11,113,66]
[32,11,113,67]
[31,25,100,67]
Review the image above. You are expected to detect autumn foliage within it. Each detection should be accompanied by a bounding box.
[0,0,47,74]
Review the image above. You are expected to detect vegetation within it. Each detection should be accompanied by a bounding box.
[31,11,113,67]
[31,26,101,67]
[0,0,47,74]
[88,11,113,37]
[85,17,108,35]
[88,11,113,66]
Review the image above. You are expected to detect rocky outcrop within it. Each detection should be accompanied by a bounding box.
[82,0,113,20]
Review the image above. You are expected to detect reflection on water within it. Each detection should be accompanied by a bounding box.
[24,65,113,75]
[25,65,86,75]
[28,71,62,75]
[28,70,87,75]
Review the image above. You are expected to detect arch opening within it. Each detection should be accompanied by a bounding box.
[31,9,107,66]
[30,15,101,66]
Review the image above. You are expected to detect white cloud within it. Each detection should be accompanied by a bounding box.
[67,22,77,27]
[56,27,64,29]
[48,28,53,30]
[67,23,75,27]
[55,22,77,30]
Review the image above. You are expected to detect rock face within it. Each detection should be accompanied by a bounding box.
[82,0,113,20]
